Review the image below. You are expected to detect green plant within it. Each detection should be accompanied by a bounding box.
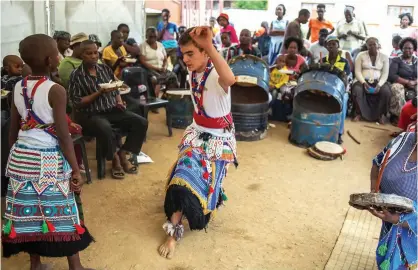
[233,0,268,10]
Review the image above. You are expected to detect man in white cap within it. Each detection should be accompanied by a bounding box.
[58,32,89,90]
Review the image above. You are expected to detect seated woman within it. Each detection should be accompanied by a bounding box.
[282,37,307,74]
[321,36,351,144]
[269,37,306,122]
[369,129,417,270]
[102,30,130,78]
[388,37,417,123]
[139,27,179,97]
[352,37,390,124]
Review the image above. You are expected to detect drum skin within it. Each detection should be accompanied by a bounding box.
[166,90,194,129]
[290,71,345,147]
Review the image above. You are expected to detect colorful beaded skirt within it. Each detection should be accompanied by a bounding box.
[164,127,237,230]
[2,143,93,258]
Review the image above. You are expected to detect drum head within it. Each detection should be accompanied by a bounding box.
[314,141,345,157]
[349,193,414,213]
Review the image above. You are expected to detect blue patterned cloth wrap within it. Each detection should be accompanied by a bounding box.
[167,145,228,213]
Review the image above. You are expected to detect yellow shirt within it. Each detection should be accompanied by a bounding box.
[270,67,290,89]
[102,45,127,77]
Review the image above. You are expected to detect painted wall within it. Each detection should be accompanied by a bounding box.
[145,0,182,26]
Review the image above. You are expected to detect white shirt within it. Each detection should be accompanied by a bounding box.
[336,19,365,51]
[139,41,166,69]
[393,27,415,39]
[189,68,232,138]
[309,42,329,63]
[14,79,59,147]
[354,51,389,87]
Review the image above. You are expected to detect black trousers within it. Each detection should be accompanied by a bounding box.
[75,108,148,161]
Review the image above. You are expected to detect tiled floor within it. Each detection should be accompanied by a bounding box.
[325,207,381,270]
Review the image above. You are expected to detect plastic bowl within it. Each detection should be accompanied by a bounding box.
[99,81,124,89]
[124,58,137,63]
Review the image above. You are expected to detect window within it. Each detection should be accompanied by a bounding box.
[301,3,335,18]
[388,6,414,23]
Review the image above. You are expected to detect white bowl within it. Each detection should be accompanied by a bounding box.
[124,58,137,63]
[99,81,123,89]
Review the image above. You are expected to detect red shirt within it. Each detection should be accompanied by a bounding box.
[221,24,239,46]
[398,100,417,131]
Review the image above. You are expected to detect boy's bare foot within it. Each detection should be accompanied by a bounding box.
[353,115,361,122]
[158,236,176,259]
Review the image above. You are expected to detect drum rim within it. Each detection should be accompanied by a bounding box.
[228,54,268,67]
[349,192,414,213]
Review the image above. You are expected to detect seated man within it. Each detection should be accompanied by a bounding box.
[69,40,148,179]
[321,36,351,144]
[225,29,262,62]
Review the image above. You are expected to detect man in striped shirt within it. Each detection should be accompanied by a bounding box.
[69,40,148,178]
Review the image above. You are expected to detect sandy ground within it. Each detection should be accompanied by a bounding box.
[2,113,397,270]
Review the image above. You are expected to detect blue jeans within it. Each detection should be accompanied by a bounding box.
[340,93,349,135]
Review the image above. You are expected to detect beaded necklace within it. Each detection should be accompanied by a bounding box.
[402,144,417,173]
[191,60,213,117]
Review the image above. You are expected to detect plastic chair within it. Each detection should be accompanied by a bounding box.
[122,67,173,140]
[72,134,92,184]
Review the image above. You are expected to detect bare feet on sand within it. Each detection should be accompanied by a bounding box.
[158,236,176,259]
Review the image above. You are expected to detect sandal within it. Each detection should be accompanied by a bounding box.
[111,168,125,179]
[123,165,138,175]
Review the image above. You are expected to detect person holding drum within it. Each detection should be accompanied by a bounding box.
[158,26,237,259]
[369,129,417,270]
[139,27,179,97]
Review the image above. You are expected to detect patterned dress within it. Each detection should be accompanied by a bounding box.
[373,132,417,270]
[2,77,93,258]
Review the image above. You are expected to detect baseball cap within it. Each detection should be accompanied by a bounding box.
[326,36,339,44]
[217,13,229,23]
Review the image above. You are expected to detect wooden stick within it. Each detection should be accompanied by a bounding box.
[363,125,391,132]
[347,130,361,144]
[375,149,391,192]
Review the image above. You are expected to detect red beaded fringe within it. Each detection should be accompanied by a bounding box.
[2,232,81,243]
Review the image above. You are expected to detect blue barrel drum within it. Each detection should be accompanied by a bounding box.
[290,70,346,147]
[229,55,270,141]
[165,89,194,129]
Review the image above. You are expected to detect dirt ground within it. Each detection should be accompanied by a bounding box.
[2,113,397,270]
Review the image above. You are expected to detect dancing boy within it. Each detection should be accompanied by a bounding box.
[158,26,237,259]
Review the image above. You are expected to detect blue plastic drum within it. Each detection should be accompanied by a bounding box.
[166,90,194,129]
[229,55,270,141]
[290,71,346,147]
